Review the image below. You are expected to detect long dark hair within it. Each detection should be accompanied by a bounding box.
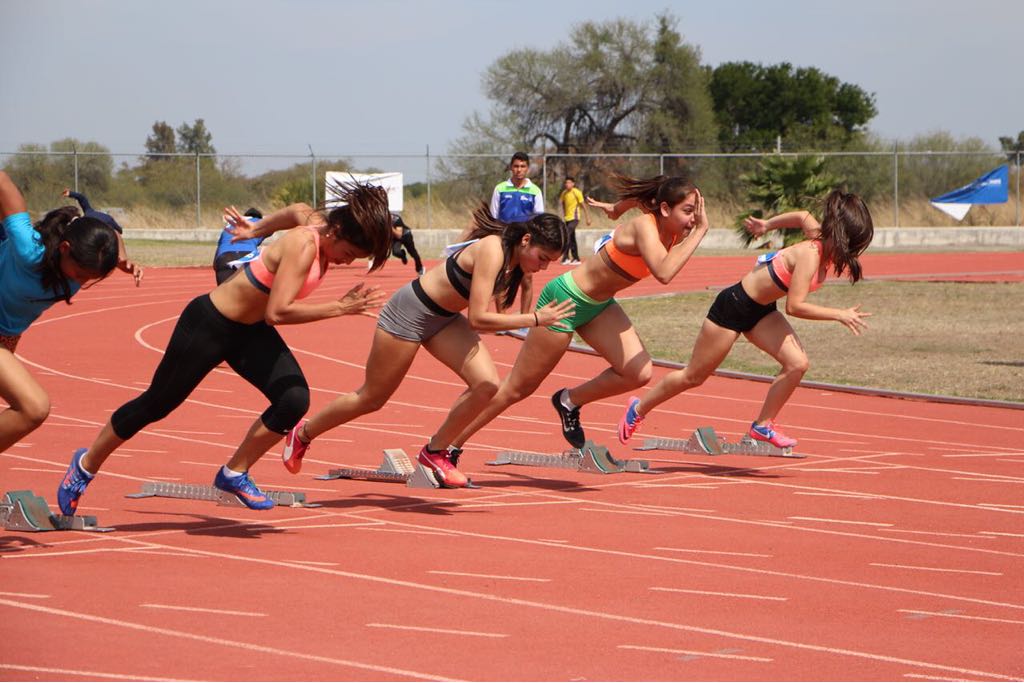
[609,172,696,213]
[321,179,393,272]
[35,206,119,303]
[470,203,567,309]
[819,190,873,282]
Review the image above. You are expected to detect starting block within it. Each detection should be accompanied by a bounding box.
[317,449,475,489]
[1,490,113,532]
[126,481,321,508]
[635,426,804,458]
[488,440,659,474]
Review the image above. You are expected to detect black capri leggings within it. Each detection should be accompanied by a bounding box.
[111,294,309,439]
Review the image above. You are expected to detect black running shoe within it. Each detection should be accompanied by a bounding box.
[551,389,585,448]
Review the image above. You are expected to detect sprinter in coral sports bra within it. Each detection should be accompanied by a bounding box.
[448,173,709,455]
[56,181,394,513]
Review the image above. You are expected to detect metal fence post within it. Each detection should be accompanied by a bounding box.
[308,145,316,207]
[73,145,79,192]
[659,154,664,176]
[893,143,899,227]
[195,152,201,228]
[542,154,548,203]
[426,144,432,230]
[1017,151,1021,226]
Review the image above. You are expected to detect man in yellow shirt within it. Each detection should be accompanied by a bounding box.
[558,176,591,264]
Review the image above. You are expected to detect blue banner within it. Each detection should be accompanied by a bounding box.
[931,165,1009,205]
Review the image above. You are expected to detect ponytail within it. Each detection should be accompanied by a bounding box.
[819,190,873,283]
[321,179,393,272]
[609,172,696,212]
[35,207,119,304]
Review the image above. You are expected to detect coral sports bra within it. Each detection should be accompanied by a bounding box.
[758,240,825,293]
[243,225,326,299]
[599,232,679,282]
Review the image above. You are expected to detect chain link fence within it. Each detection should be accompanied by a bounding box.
[2,148,1020,230]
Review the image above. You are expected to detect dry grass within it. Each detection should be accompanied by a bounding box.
[619,281,1024,403]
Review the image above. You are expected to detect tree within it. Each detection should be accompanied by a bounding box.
[177,118,216,155]
[145,121,176,161]
[734,155,839,247]
[999,131,1024,166]
[447,14,717,198]
[710,62,876,152]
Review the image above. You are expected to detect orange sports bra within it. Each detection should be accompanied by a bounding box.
[759,240,825,293]
[243,225,325,299]
[599,231,679,282]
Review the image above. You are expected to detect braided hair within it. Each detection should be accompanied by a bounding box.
[35,207,119,303]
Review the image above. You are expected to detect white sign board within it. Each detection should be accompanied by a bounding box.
[324,171,403,212]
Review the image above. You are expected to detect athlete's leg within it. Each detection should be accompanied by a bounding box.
[638,318,740,416]
[567,303,652,407]
[744,311,808,423]
[0,349,49,452]
[302,328,422,440]
[452,325,573,448]
[422,316,500,449]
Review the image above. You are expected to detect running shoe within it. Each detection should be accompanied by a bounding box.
[213,469,276,510]
[417,444,468,488]
[618,396,644,444]
[281,422,309,474]
[446,446,464,468]
[551,389,585,448]
[748,420,797,448]
[57,447,94,515]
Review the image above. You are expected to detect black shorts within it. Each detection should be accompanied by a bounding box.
[706,282,777,333]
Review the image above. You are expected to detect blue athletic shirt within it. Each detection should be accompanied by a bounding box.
[0,212,81,335]
[215,217,263,257]
[490,179,544,223]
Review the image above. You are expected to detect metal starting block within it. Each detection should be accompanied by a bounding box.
[317,449,475,489]
[126,481,321,508]
[488,440,659,474]
[1,490,113,532]
[636,426,804,458]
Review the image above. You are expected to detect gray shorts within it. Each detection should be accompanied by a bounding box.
[377,279,461,342]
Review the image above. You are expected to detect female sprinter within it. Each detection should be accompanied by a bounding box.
[57,181,393,512]
[0,172,122,454]
[617,190,874,448]
[279,208,574,487]
[448,173,708,454]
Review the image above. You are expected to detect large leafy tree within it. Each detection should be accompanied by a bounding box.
[177,118,216,155]
[145,121,176,161]
[447,14,717,198]
[710,61,876,152]
[999,130,1024,166]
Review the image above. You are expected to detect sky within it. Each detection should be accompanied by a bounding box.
[2,0,1021,173]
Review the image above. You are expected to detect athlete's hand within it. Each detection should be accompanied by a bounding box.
[535,298,575,327]
[690,188,709,235]
[743,215,769,237]
[836,304,871,335]
[336,283,387,318]
[224,206,258,242]
[586,196,616,219]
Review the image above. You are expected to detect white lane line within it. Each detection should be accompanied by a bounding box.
[117,448,168,453]
[0,664,185,682]
[151,429,223,435]
[180,460,216,467]
[618,644,772,662]
[577,506,676,517]
[358,527,460,538]
[194,387,233,393]
[793,492,881,499]
[141,603,267,617]
[998,459,1024,464]
[289,560,339,566]
[977,503,1024,509]
[954,477,1024,484]
[537,538,568,543]
[870,563,1002,576]
[0,598,452,681]
[793,468,880,474]
[978,531,1024,538]
[789,516,893,527]
[883,529,990,539]
[650,587,786,602]
[0,591,49,599]
[903,674,971,682]
[428,570,551,582]
[366,623,508,638]
[10,467,63,474]
[898,610,1024,625]
[654,547,772,558]
[943,452,1024,458]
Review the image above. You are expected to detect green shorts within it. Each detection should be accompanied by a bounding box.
[536,271,615,333]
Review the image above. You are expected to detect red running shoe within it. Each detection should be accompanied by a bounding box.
[417,444,468,488]
[282,422,309,474]
[748,420,797,448]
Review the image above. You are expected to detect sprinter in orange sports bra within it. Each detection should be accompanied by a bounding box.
[617,190,875,450]
[56,181,394,514]
[446,172,709,454]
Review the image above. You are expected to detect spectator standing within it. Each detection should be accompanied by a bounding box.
[558,176,591,264]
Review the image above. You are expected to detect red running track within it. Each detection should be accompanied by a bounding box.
[1,253,1022,681]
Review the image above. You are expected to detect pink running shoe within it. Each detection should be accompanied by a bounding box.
[417,444,468,488]
[618,396,644,444]
[282,422,309,474]
[748,420,797,448]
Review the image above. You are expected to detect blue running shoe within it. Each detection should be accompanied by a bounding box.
[57,448,94,515]
[213,468,275,510]
[618,396,645,444]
